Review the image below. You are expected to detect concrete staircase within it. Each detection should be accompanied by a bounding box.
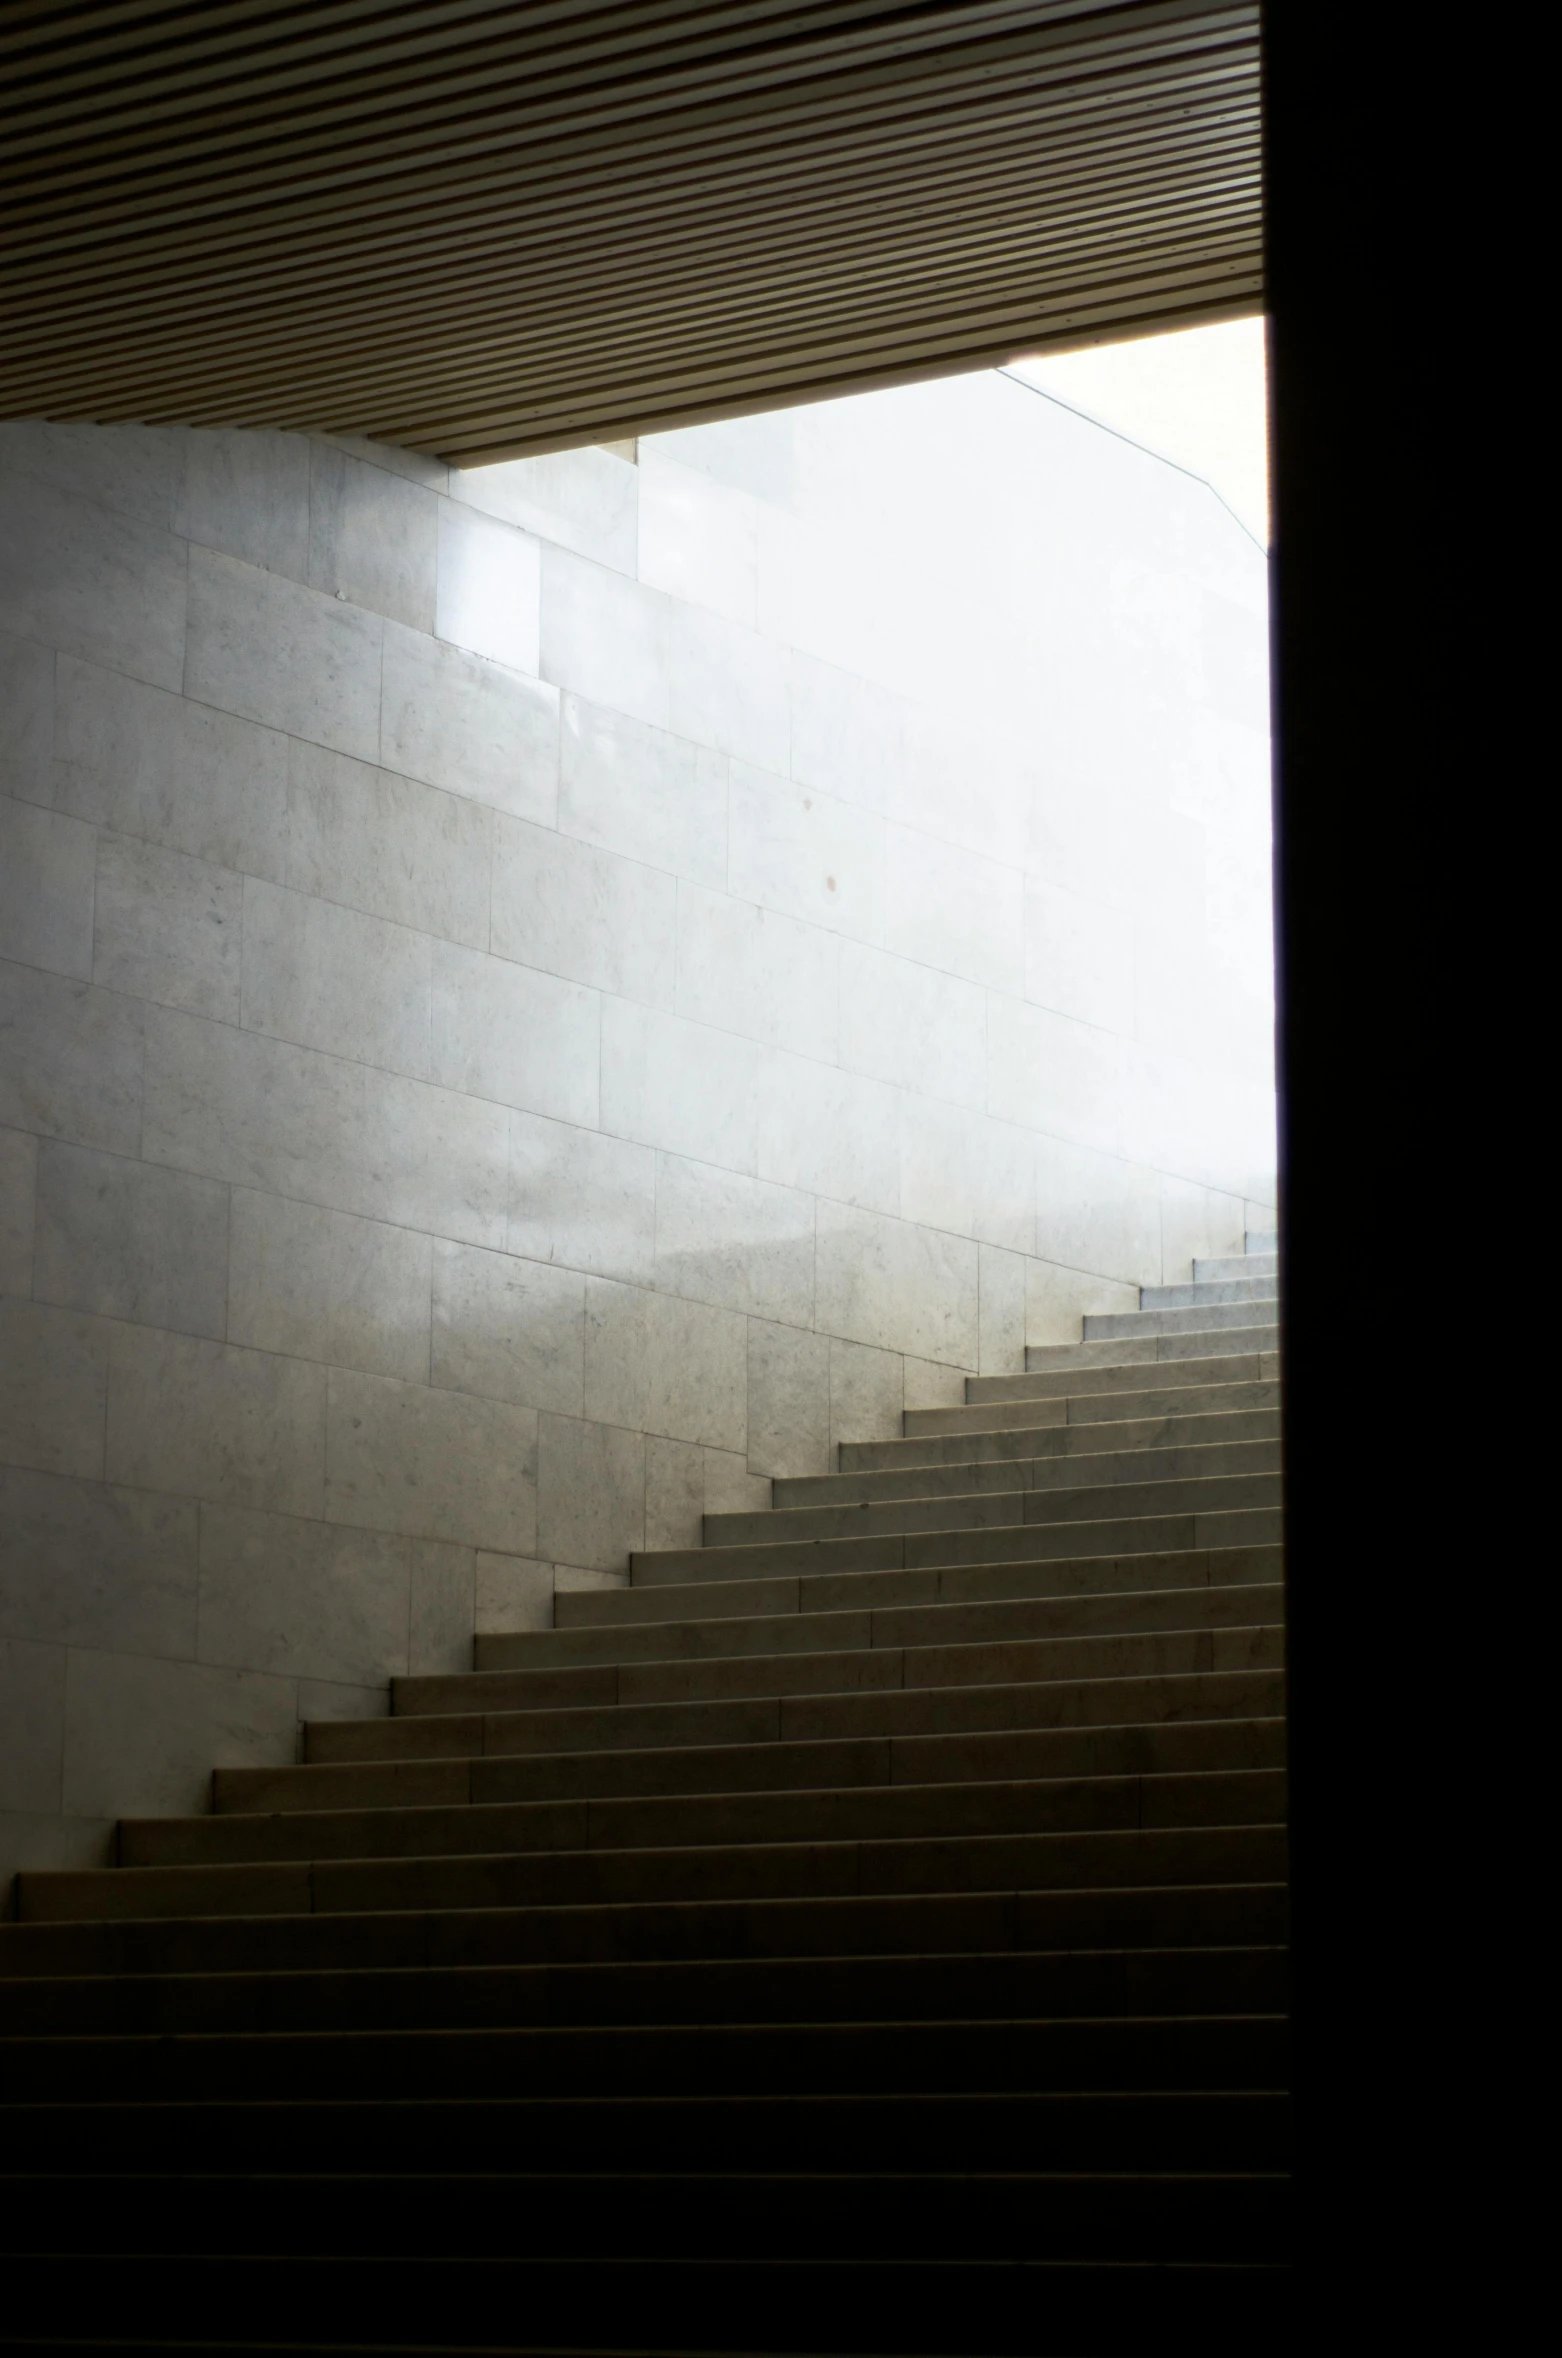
[0,1234,1288,2353]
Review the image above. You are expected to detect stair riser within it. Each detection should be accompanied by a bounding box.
[960,1354,1275,1413]
[1195,1254,1278,1283]
[0,1946,1291,2034]
[1025,1328,1279,1371]
[1084,1304,1277,1341]
[1139,1277,1278,1309]
[779,1420,1281,1503]
[19,1823,1290,1923]
[701,1468,1281,1549]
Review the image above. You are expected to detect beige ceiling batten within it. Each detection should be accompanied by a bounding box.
[0,0,1262,464]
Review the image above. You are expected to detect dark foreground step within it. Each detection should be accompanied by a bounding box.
[0,1879,1290,1978]
[0,1943,1291,2033]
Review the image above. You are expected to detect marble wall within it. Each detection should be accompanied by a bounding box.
[0,375,1275,1890]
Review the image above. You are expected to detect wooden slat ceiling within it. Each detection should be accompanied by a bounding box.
[0,0,1262,466]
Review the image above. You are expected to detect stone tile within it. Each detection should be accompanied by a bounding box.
[978,1242,1027,1376]
[436,500,542,674]
[757,1047,899,1216]
[198,1503,412,1684]
[0,1465,197,1654]
[144,1008,510,1249]
[316,434,448,491]
[650,412,796,504]
[1034,1133,1162,1286]
[227,1190,432,1382]
[0,1126,36,1296]
[745,1320,830,1479]
[0,625,54,800]
[185,546,382,759]
[816,1201,979,1367]
[728,762,884,943]
[0,1808,112,1885]
[93,834,243,1020]
[897,1093,978,1238]
[838,939,985,1108]
[106,1326,327,1519]
[645,1435,704,1551]
[431,1240,585,1415]
[1024,1260,1139,1348]
[0,1638,65,1814]
[1120,1040,1277,1202]
[408,1539,476,1675]
[1024,877,1135,1033]
[61,1647,299,1821]
[475,1551,553,1632]
[600,999,759,1174]
[559,695,727,888]
[452,447,637,574]
[0,1297,111,1478]
[492,812,676,1007]
[326,1368,538,1556]
[637,451,757,627]
[285,739,490,949]
[0,421,179,528]
[1160,1177,1248,1284]
[540,546,670,730]
[241,878,432,1075]
[884,824,1024,996]
[0,798,95,981]
[829,1336,904,1457]
[702,1447,771,1515]
[902,1358,967,1412]
[52,655,290,883]
[173,430,312,580]
[0,471,186,691]
[553,1565,627,1595]
[985,996,1121,1154]
[430,940,600,1126]
[789,651,908,818]
[674,880,838,1061]
[307,444,439,632]
[582,1280,746,1452]
[0,961,144,1156]
[537,1413,644,1572]
[655,1154,814,1325]
[508,1111,656,1288]
[33,1140,229,1338]
[298,1677,387,1725]
[381,620,558,822]
[668,601,788,772]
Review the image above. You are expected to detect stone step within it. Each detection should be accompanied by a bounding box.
[0,1880,1291,1980]
[1195,1253,1279,1284]
[1083,1301,1278,1342]
[800,1408,1281,1496]
[537,1540,1283,1642]
[962,1352,1276,1412]
[865,1379,1280,1457]
[729,1441,1280,1533]
[1024,1328,1278,1372]
[16,1818,1290,1924]
[1139,1275,1279,1309]
[629,1496,1283,1588]
[0,1940,1292,2035]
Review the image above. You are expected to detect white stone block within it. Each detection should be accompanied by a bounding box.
[978,1242,1027,1376]
[828,1336,904,1455]
[0,797,95,982]
[654,1154,815,1326]
[727,762,884,944]
[702,1448,770,1516]
[381,619,558,821]
[0,1298,111,1480]
[0,960,144,1156]
[431,1240,585,1416]
[492,812,676,1008]
[430,940,600,1127]
[559,695,727,888]
[757,1047,899,1218]
[0,1465,197,1655]
[637,451,757,628]
[0,421,179,528]
[307,444,438,632]
[902,1357,967,1412]
[1,1637,65,1814]
[326,1367,538,1556]
[1119,1039,1276,1200]
[0,471,186,691]
[185,546,382,759]
[1158,1176,1247,1284]
[540,546,670,729]
[475,1550,553,1633]
[451,447,637,574]
[284,739,490,948]
[1034,1133,1162,1286]
[788,651,908,817]
[53,655,289,883]
[1024,877,1134,1034]
[436,500,542,674]
[674,881,838,1062]
[582,1279,746,1453]
[600,999,759,1175]
[34,1140,229,1339]
[884,824,1024,996]
[197,1503,412,1683]
[985,996,1121,1155]
[241,877,432,1076]
[537,1413,645,1572]
[746,1320,830,1478]
[227,1190,432,1383]
[839,940,984,1109]
[93,834,243,1021]
[0,625,54,799]
[408,1539,475,1674]
[0,1126,35,1296]
[644,1435,704,1551]
[816,1201,978,1368]
[669,601,789,777]
[897,1092,979,1239]
[1024,1259,1138,1348]
[61,1648,299,1821]
[508,1111,656,1289]
[106,1325,327,1520]
[173,430,311,580]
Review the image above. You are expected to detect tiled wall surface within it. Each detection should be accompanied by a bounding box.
[0,377,1276,1886]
